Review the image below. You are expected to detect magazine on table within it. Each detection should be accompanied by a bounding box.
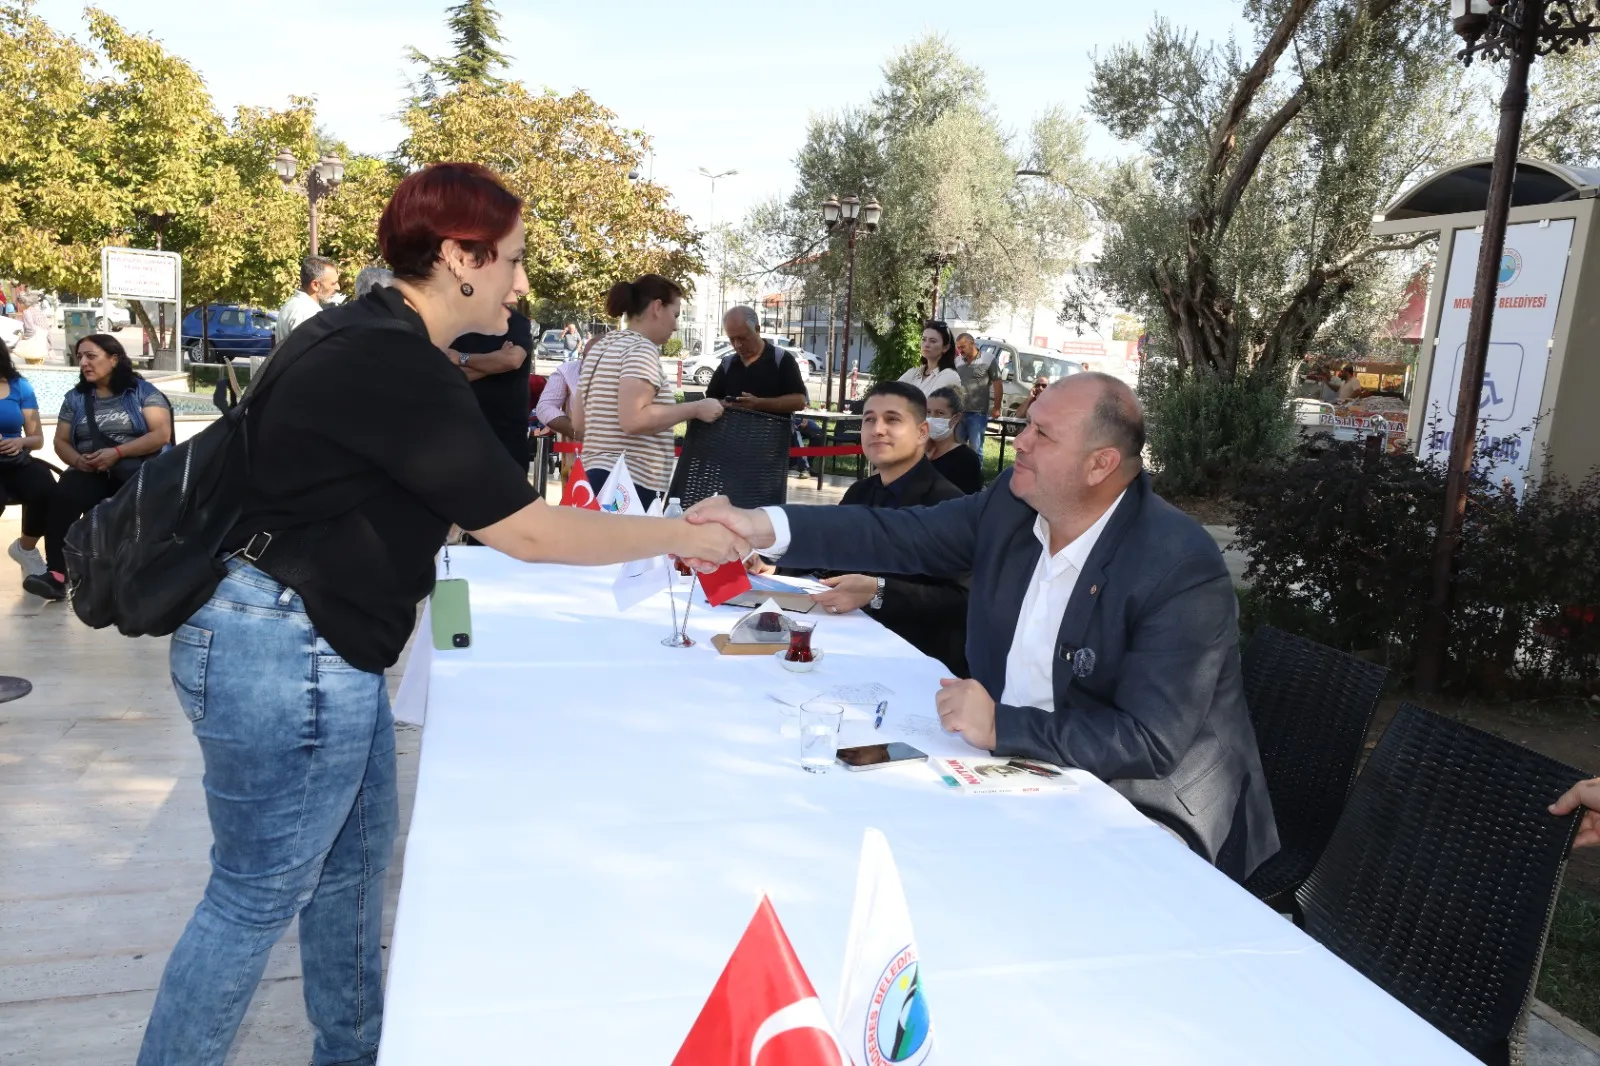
[929,757,1079,794]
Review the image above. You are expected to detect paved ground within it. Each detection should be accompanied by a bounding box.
[1,469,1595,1065]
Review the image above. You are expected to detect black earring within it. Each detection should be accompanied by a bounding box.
[460,282,474,297]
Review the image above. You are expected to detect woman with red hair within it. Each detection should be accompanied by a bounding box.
[137,162,748,1066]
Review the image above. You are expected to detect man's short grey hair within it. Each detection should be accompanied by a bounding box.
[354,266,394,297]
[723,305,760,333]
[300,255,337,290]
[1079,372,1145,466]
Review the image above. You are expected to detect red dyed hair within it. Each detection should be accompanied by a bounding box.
[377,162,524,281]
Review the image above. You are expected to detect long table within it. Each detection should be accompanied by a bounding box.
[378,550,1475,1064]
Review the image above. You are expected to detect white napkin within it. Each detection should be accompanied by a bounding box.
[728,598,792,644]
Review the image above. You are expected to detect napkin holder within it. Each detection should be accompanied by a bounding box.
[712,598,793,656]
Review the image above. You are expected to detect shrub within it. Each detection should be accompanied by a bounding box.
[1144,368,1295,497]
[1234,436,1600,697]
[662,336,683,358]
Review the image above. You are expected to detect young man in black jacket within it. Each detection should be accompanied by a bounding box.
[801,380,971,675]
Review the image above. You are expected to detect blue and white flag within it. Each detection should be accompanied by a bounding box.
[836,828,934,1066]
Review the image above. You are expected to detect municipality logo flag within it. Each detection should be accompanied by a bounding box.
[611,478,672,611]
[596,453,648,515]
[836,829,933,1066]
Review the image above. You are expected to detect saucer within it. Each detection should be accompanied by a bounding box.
[776,649,824,672]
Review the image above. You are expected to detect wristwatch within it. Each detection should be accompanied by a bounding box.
[457,351,470,367]
[868,577,886,611]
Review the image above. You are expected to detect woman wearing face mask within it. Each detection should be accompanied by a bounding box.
[24,333,173,601]
[134,163,748,1066]
[925,386,984,494]
[898,320,962,397]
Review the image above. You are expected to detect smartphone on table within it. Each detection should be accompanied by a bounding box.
[836,743,927,771]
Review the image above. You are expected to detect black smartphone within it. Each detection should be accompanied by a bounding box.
[836,742,927,771]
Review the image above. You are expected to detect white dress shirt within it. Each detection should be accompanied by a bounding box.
[999,491,1124,711]
[760,490,1125,710]
[275,290,323,348]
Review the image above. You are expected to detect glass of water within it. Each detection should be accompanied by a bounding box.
[798,699,845,774]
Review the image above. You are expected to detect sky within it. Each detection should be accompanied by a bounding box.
[33,0,1254,232]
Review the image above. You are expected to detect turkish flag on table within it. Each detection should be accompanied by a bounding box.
[672,896,849,1066]
[560,458,601,509]
[698,559,753,607]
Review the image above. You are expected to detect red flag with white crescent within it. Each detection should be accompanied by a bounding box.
[672,896,849,1066]
[560,458,601,510]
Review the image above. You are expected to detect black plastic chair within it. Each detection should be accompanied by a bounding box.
[1241,626,1388,910]
[667,408,791,509]
[1296,703,1583,1065]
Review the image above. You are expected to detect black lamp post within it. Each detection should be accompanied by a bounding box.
[274,149,345,258]
[821,193,882,409]
[1415,0,1597,691]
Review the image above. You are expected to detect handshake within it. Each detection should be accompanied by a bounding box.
[670,496,778,573]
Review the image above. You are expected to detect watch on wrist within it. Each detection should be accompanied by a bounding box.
[869,577,886,611]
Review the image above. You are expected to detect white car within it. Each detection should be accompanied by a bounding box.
[682,339,817,386]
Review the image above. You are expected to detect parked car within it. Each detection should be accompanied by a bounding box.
[681,337,814,386]
[973,337,1083,416]
[56,301,129,331]
[181,304,276,362]
[539,329,567,358]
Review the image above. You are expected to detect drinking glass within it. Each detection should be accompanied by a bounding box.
[787,620,816,663]
[799,699,845,773]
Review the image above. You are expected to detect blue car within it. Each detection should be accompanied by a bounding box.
[182,305,276,362]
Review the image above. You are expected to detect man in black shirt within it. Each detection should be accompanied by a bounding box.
[789,380,970,675]
[706,306,807,415]
[451,310,534,467]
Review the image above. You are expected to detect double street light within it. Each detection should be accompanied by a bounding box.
[274,148,345,258]
[1415,0,1598,690]
[820,193,883,408]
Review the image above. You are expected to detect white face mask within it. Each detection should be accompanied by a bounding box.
[927,417,953,441]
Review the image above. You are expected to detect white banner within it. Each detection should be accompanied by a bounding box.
[1421,219,1573,491]
[103,247,181,302]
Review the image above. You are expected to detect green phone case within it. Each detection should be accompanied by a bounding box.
[431,578,472,650]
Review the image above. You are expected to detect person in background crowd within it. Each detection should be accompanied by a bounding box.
[706,306,807,417]
[354,265,394,298]
[134,162,746,1066]
[535,356,581,442]
[24,334,172,601]
[1015,375,1050,419]
[574,274,723,508]
[687,373,1277,880]
[562,321,582,359]
[899,320,962,396]
[452,310,535,468]
[953,332,1001,449]
[11,292,51,363]
[760,380,969,675]
[925,386,984,495]
[1335,363,1364,402]
[275,255,339,348]
[0,338,56,578]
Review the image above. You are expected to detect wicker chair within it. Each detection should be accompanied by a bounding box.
[666,407,792,509]
[1296,703,1583,1065]
[1241,626,1388,911]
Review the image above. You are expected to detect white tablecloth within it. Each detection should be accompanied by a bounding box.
[378,548,1474,1064]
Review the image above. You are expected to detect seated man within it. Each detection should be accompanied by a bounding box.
[690,374,1277,879]
[781,381,970,676]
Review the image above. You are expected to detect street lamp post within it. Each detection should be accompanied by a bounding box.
[821,193,882,409]
[697,167,738,355]
[274,149,345,258]
[1415,0,1597,691]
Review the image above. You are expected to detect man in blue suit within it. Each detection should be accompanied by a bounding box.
[689,373,1277,879]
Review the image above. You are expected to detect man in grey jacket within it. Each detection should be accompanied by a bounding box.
[688,373,1277,879]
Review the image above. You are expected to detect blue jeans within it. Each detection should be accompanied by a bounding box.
[139,559,398,1066]
[959,411,989,450]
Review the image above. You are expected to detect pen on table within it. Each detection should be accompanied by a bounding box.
[873,700,888,729]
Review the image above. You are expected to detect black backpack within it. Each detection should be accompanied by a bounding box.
[64,314,409,637]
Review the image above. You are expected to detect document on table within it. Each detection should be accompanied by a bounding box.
[747,573,832,595]
[765,679,985,758]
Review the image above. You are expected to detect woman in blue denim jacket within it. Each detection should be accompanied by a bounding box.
[23,333,172,600]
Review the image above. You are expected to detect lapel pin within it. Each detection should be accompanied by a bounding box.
[1089,584,1099,595]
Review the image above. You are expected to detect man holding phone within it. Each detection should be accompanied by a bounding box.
[705,307,807,416]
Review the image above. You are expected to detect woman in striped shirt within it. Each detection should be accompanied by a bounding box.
[575,274,722,508]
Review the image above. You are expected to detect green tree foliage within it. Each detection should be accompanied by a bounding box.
[399,83,702,314]
[408,0,513,98]
[0,3,323,312]
[758,35,1093,376]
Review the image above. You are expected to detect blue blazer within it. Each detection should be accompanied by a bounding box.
[780,470,1278,880]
